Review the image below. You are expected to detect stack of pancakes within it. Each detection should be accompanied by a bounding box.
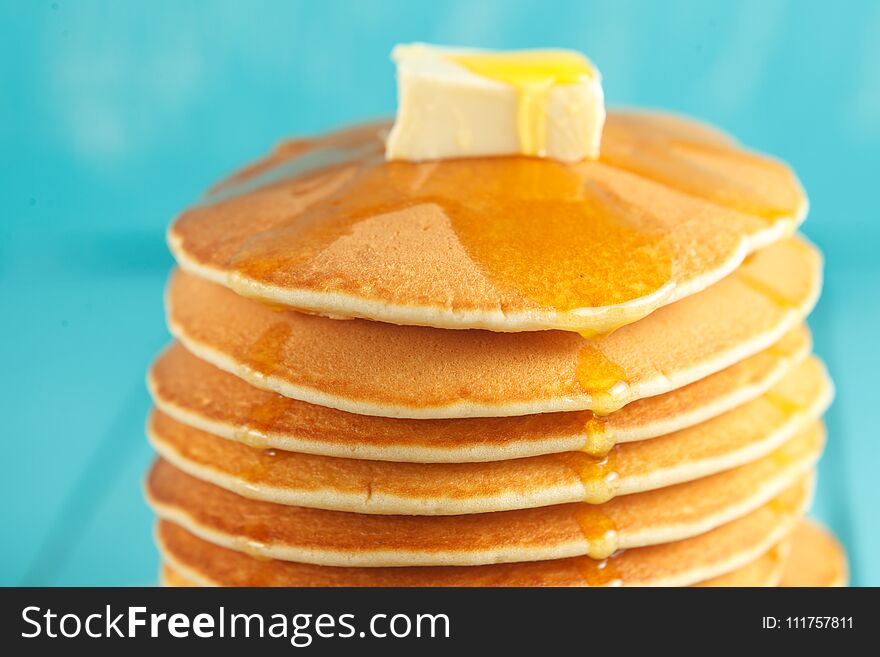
[147,111,847,586]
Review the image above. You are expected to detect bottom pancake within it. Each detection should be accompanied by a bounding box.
[778,519,848,587]
[162,565,195,587]
[161,539,790,588]
[163,520,848,588]
[154,478,810,586]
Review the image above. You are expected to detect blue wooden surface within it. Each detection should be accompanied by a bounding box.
[1,0,877,586]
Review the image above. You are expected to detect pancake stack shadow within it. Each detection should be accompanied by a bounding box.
[145,112,847,587]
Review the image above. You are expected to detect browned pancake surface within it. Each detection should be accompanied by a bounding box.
[149,326,811,461]
[147,359,830,513]
[145,427,820,565]
[155,480,808,587]
[166,238,821,418]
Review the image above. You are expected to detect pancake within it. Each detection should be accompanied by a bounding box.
[160,540,789,587]
[154,478,808,586]
[148,326,811,462]
[169,111,806,334]
[166,237,821,418]
[147,359,830,513]
[779,519,848,587]
[162,565,195,587]
[694,540,789,587]
[145,429,821,565]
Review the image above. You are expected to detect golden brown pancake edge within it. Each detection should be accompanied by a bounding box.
[146,326,813,462]
[165,237,822,419]
[146,365,830,514]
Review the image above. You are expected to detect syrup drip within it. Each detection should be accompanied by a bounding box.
[572,502,620,560]
[239,447,278,493]
[240,322,292,381]
[235,522,273,561]
[581,412,615,456]
[738,271,797,309]
[576,344,632,415]
[554,447,620,504]
[579,551,624,587]
[233,322,293,448]
[232,394,289,449]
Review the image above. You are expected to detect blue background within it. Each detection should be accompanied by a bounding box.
[1,0,877,586]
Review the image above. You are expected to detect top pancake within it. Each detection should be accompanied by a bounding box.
[169,111,806,334]
[166,236,821,418]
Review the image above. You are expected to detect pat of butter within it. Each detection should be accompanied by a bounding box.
[385,43,605,163]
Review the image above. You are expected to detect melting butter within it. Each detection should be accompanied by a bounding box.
[449,49,594,156]
[386,44,605,162]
